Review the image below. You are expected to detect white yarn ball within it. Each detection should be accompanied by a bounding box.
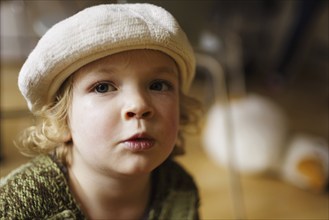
[203,93,288,174]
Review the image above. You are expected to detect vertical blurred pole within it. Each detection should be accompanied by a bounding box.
[0,1,4,163]
[222,79,247,220]
[225,117,245,220]
[223,24,247,219]
[0,72,2,163]
[197,51,247,219]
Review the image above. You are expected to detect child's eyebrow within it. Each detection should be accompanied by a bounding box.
[94,67,117,75]
[148,66,179,77]
[95,66,178,77]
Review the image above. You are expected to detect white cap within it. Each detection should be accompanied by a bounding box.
[18,3,195,113]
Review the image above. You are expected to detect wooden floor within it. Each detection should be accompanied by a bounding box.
[1,63,328,219]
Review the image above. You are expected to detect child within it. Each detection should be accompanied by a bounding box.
[0,3,200,220]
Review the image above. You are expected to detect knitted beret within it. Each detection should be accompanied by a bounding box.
[18,3,195,113]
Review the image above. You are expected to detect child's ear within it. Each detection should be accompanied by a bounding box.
[62,130,72,143]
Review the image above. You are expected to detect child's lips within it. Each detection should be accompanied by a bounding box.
[122,133,155,151]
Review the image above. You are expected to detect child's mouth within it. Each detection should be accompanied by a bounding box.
[123,133,155,152]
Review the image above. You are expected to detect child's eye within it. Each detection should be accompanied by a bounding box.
[93,82,116,93]
[149,80,172,91]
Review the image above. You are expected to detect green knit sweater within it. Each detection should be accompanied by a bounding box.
[0,155,199,219]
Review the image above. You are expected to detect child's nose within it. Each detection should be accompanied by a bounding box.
[122,92,154,120]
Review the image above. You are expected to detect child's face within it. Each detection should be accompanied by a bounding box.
[69,50,180,176]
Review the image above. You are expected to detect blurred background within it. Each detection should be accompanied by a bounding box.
[1,0,328,219]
